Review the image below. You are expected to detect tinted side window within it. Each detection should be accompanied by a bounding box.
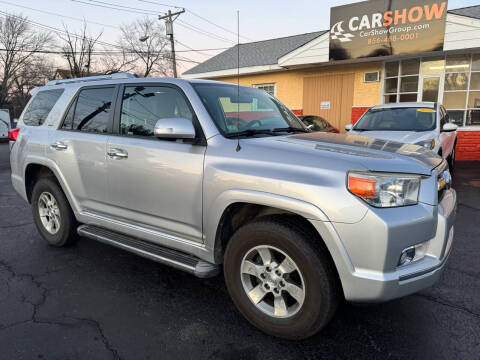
[23,89,64,126]
[120,85,193,137]
[72,87,115,133]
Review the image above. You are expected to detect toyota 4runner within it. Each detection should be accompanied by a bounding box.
[9,73,456,339]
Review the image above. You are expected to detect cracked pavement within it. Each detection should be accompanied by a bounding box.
[0,142,479,359]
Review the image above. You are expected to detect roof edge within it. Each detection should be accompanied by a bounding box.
[183,7,480,77]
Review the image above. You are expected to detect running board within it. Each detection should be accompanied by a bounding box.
[77,225,220,278]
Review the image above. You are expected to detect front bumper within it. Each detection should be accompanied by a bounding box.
[312,188,456,302]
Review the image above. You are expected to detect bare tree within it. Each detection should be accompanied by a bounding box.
[101,48,137,75]
[118,17,171,77]
[59,22,102,78]
[0,13,52,107]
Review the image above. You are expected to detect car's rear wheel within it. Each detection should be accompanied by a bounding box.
[223,215,339,339]
[31,177,78,247]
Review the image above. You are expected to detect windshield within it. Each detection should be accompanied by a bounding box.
[192,83,305,136]
[354,107,436,132]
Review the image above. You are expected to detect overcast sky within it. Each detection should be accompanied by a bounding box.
[1,0,478,74]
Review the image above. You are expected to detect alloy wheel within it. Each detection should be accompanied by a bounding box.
[38,192,61,235]
[240,245,305,318]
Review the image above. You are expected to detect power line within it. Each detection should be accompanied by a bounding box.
[176,20,235,44]
[137,0,181,9]
[138,0,254,41]
[70,0,151,15]
[0,0,119,29]
[0,10,122,50]
[0,8,208,66]
[71,0,237,44]
[0,47,201,63]
[0,2,227,54]
[81,0,158,15]
[174,40,225,57]
[0,11,204,65]
[186,9,254,42]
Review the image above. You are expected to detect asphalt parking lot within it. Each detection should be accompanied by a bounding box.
[0,141,479,360]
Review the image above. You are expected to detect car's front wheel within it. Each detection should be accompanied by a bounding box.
[223,216,339,339]
[31,177,78,247]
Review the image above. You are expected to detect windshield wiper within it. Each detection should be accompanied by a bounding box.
[224,129,277,138]
[272,126,310,133]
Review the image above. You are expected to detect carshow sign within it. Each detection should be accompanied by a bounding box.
[329,0,447,60]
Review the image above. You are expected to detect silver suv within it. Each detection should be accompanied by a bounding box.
[10,74,456,339]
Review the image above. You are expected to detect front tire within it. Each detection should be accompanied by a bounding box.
[224,216,339,340]
[31,177,78,247]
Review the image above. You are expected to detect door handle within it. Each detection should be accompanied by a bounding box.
[107,148,128,159]
[50,141,68,150]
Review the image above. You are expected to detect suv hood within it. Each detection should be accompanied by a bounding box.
[268,132,442,175]
[348,130,434,144]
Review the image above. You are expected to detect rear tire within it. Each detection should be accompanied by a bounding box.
[31,177,78,247]
[223,215,339,340]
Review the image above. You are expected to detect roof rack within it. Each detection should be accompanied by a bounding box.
[46,72,136,86]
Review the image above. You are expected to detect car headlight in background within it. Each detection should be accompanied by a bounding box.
[415,139,435,150]
[348,171,421,207]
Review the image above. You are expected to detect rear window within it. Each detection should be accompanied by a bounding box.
[22,89,64,126]
[354,107,436,132]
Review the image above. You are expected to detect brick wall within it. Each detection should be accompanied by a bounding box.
[351,106,370,124]
[456,131,480,161]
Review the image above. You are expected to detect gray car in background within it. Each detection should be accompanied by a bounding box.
[346,102,458,170]
[9,74,456,339]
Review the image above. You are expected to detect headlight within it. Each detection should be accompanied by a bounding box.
[415,139,435,150]
[348,171,421,207]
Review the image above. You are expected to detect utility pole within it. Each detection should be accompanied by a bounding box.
[159,9,185,78]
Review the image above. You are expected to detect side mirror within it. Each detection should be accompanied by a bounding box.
[345,124,353,131]
[154,118,196,139]
[442,122,458,132]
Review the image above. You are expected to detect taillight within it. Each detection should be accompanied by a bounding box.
[8,128,20,142]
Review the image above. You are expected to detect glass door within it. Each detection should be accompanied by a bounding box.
[421,75,442,102]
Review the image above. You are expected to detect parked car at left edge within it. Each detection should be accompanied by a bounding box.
[299,115,339,133]
[0,109,10,140]
[346,102,457,170]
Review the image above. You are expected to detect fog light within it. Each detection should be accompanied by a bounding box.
[398,243,426,267]
[399,246,416,266]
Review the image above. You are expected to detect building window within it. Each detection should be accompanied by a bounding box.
[383,59,419,103]
[253,83,276,97]
[444,54,479,127]
[467,54,480,126]
[382,54,480,127]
